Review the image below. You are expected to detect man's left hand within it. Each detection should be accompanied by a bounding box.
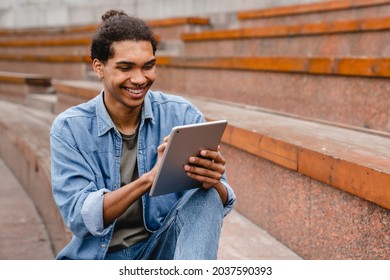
[184,146,227,204]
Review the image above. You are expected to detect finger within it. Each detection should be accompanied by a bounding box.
[184,164,223,180]
[163,135,170,143]
[185,170,220,189]
[196,151,226,170]
[157,141,168,154]
[200,149,226,164]
[188,156,225,174]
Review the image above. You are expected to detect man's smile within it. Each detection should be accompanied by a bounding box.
[123,86,144,94]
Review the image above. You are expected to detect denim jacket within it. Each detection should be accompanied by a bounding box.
[50,90,236,260]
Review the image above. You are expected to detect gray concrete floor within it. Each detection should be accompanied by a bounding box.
[0,158,54,259]
[219,208,301,259]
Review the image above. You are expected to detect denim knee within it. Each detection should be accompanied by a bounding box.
[176,187,224,223]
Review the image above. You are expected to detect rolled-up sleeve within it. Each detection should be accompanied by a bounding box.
[50,130,112,238]
[220,174,236,216]
[81,188,113,236]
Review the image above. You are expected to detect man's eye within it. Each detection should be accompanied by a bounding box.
[143,63,155,70]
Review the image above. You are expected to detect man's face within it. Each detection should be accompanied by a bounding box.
[98,40,156,112]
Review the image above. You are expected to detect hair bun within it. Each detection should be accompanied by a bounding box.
[101,9,127,21]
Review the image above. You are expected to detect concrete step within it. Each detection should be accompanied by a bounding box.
[219,210,301,259]
[0,157,54,259]
[237,0,390,28]
[26,93,57,114]
[154,54,390,133]
[182,16,390,57]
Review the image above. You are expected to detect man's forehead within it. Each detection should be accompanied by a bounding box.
[114,58,156,66]
[111,40,154,53]
[110,40,155,63]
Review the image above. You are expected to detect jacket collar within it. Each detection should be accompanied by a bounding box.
[95,90,155,137]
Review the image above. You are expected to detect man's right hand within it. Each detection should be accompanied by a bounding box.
[148,135,170,181]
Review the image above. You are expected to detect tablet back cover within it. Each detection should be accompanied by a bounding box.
[149,120,227,196]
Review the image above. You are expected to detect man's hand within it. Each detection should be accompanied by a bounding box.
[184,145,228,204]
[149,135,170,180]
[103,135,170,227]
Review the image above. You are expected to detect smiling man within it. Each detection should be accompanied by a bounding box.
[50,10,235,260]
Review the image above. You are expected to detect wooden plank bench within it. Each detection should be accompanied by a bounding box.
[148,16,209,37]
[156,56,390,78]
[0,37,92,56]
[0,17,209,40]
[237,0,390,27]
[0,49,388,132]
[0,54,91,80]
[154,55,390,133]
[0,24,97,41]
[164,14,390,134]
[181,15,390,57]
[0,71,54,105]
[0,16,209,56]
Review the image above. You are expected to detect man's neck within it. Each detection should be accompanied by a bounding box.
[106,102,142,135]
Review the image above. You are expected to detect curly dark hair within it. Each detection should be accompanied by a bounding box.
[90,9,157,63]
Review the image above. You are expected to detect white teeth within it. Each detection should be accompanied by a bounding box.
[125,87,143,94]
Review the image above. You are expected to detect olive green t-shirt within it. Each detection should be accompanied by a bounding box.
[108,128,150,252]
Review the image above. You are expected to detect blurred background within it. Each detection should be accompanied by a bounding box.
[0,0,315,28]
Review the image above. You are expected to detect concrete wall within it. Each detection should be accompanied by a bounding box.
[0,0,327,28]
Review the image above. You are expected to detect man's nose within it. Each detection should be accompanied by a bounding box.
[130,69,147,85]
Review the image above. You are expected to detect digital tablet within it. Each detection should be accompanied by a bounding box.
[149,120,228,197]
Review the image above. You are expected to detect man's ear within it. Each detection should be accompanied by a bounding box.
[93,59,104,81]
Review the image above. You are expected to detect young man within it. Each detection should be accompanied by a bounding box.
[50,10,235,260]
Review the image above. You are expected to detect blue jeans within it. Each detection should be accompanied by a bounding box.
[104,188,224,260]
